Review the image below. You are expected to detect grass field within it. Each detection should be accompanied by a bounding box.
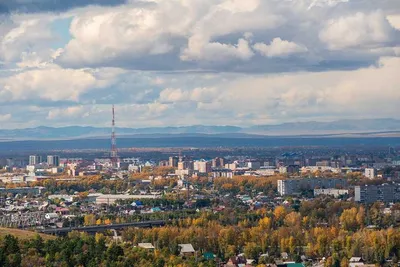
[0,227,56,240]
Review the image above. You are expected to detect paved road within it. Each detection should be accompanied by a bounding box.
[39,220,166,235]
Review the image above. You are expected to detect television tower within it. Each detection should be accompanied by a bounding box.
[111,105,119,168]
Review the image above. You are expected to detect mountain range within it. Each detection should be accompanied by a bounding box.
[1,118,400,140]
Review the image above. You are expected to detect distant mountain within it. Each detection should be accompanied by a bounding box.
[0,125,242,140]
[248,118,400,135]
[0,118,400,140]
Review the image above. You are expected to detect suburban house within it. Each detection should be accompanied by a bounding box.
[138,243,155,250]
[178,244,195,257]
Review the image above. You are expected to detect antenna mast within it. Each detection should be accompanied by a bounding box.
[111,105,119,168]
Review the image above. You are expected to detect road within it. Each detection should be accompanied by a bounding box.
[39,220,166,235]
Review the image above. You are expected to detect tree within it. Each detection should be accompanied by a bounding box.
[106,243,124,262]
[284,212,301,228]
[340,208,358,231]
[3,235,21,267]
[356,206,365,228]
[84,214,96,226]
[274,206,286,226]
[340,257,349,267]
[243,242,261,260]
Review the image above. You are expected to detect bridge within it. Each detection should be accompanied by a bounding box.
[39,220,166,235]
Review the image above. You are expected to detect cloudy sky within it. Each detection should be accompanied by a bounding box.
[0,0,399,129]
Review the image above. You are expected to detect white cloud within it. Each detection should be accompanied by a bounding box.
[0,18,55,65]
[0,113,12,122]
[59,2,194,66]
[387,14,400,30]
[180,37,254,62]
[319,11,397,50]
[1,0,400,128]
[47,106,88,120]
[159,87,217,103]
[253,38,308,58]
[0,66,120,103]
[2,56,399,128]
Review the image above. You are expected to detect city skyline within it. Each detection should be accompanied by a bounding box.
[0,0,399,129]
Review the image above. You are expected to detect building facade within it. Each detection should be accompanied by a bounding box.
[364,168,376,179]
[277,178,348,196]
[29,155,42,166]
[47,155,60,166]
[355,184,400,203]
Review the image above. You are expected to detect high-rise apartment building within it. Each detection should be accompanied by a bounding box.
[193,160,212,173]
[47,155,60,166]
[29,155,42,166]
[169,156,179,168]
[212,157,225,168]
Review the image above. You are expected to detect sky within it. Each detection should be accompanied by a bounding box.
[0,0,399,129]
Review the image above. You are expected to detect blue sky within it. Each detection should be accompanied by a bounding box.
[0,0,399,129]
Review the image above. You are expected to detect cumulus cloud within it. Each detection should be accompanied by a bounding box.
[58,2,194,67]
[58,0,283,67]
[155,56,400,126]
[181,37,254,62]
[3,56,400,127]
[1,0,400,128]
[0,18,54,63]
[51,0,399,72]
[253,38,308,58]
[319,11,398,50]
[0,66,120,103]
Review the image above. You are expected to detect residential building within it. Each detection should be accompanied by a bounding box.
[277,178,348,196]
[225,163,238,170]
[212,157,225,168]
[29,155,42,166]
[193,160,211,173]
[365,168,375,179]
[178,244,195,257]
[247,161,261,170]
[314,188,349,198]
[47,155,60,166]
[138,243,155,250]
[95,194,161,205]
[355,184,400,203]
[212,169,233,179]
[169,156,179,167]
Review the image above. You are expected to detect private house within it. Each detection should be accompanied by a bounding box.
[349,257,364,267]
[178,244,195,257]
[138,243,155,250]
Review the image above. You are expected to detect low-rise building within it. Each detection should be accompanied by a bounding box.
[95,194,161,205]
